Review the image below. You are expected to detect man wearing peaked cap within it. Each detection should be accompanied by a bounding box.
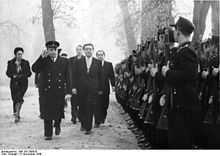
[32,40,72,140]
[170,16,195,36]
[45,40,60,48]
[162,16,202,148]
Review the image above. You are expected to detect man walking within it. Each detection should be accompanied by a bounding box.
[32,41,71,140]
[96,50,115,127]
[69,45,84,124]
[71,43,102,135]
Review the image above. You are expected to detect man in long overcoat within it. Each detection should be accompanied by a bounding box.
[162,17,201,148]
[71,43,102,135]
[32,41,71,140]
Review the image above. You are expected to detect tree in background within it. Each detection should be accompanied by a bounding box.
[141,0,174,41]
[210,0,219,37]
[34,0,78,42]
[118,0,137,54]
[41,0,55,42]
[116,0,174,56]
[192,0,219,43]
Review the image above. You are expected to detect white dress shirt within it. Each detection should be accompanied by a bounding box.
[51,56,58,62]
[86,57,92,72]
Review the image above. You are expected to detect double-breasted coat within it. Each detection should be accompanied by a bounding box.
[32,56,71,120]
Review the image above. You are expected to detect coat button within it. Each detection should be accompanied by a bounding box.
[59,73,62,76]
[48,86,51,88]
[58,86,61,89]
[58,80,61,82]
[48,73,51,76]
[173,89,177,94]
[48,79,51,82]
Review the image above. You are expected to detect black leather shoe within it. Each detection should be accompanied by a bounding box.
[85,130,92,135]
[45,136,52,140]
[14,115,20,123]
[71,118,77,124]
[55,127,61,135]
[80,126,86,131]
[94,123,100,128]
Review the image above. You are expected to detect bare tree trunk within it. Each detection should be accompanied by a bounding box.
[211,0,219,36]
[118,0,136,54]
[41,0,55,42]
[192,0,210,42]
[141,0,149,41]
[141,0,174,41]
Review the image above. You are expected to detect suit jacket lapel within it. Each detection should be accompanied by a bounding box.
[55,56,59,64]
[89,58,94,73]
[82,57,87,73]
[103,61,107,73]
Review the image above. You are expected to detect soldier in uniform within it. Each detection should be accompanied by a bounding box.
[6,47,32,123]
[69,45,84,124]
[96,50,115,127]
[162,17,201,148]
[32,41,71,140]
[206,36,219,148]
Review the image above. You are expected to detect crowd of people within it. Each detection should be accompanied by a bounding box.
[6,42,115,140]
[115,17,219,149]
[5,15,219,149]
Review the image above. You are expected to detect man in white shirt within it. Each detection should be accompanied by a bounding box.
[71,43,103,135]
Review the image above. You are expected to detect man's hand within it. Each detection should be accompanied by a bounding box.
[212,67,219,77]
[64,94,72,103]
[112,87,115,92]
[98,91,103,95]
[201,70,209,79]
[41,49,48,58]
[150,67,158,77]
[141,66,146,72]
[72,88,77,95]
[145,66,150,73]
[15,60,20,66]
[208,96,213,105]
[159,95,166,106]
[142,93,148,102]
[148,63,153,69]
[162,66,169,77]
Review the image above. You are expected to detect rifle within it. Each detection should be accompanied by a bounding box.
[216,102,220,124]
[144,40,159,125]
[156,28,174,130]
[203,95,215,124]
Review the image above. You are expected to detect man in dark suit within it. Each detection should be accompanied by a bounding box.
[69,45,84,124]
[6,47,32,123]
[32,41,71,140]
[71,43,102,135]
[162,17,201,148]
[96,50,115,127]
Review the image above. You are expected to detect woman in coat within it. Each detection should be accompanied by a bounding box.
[6,47,32,123]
